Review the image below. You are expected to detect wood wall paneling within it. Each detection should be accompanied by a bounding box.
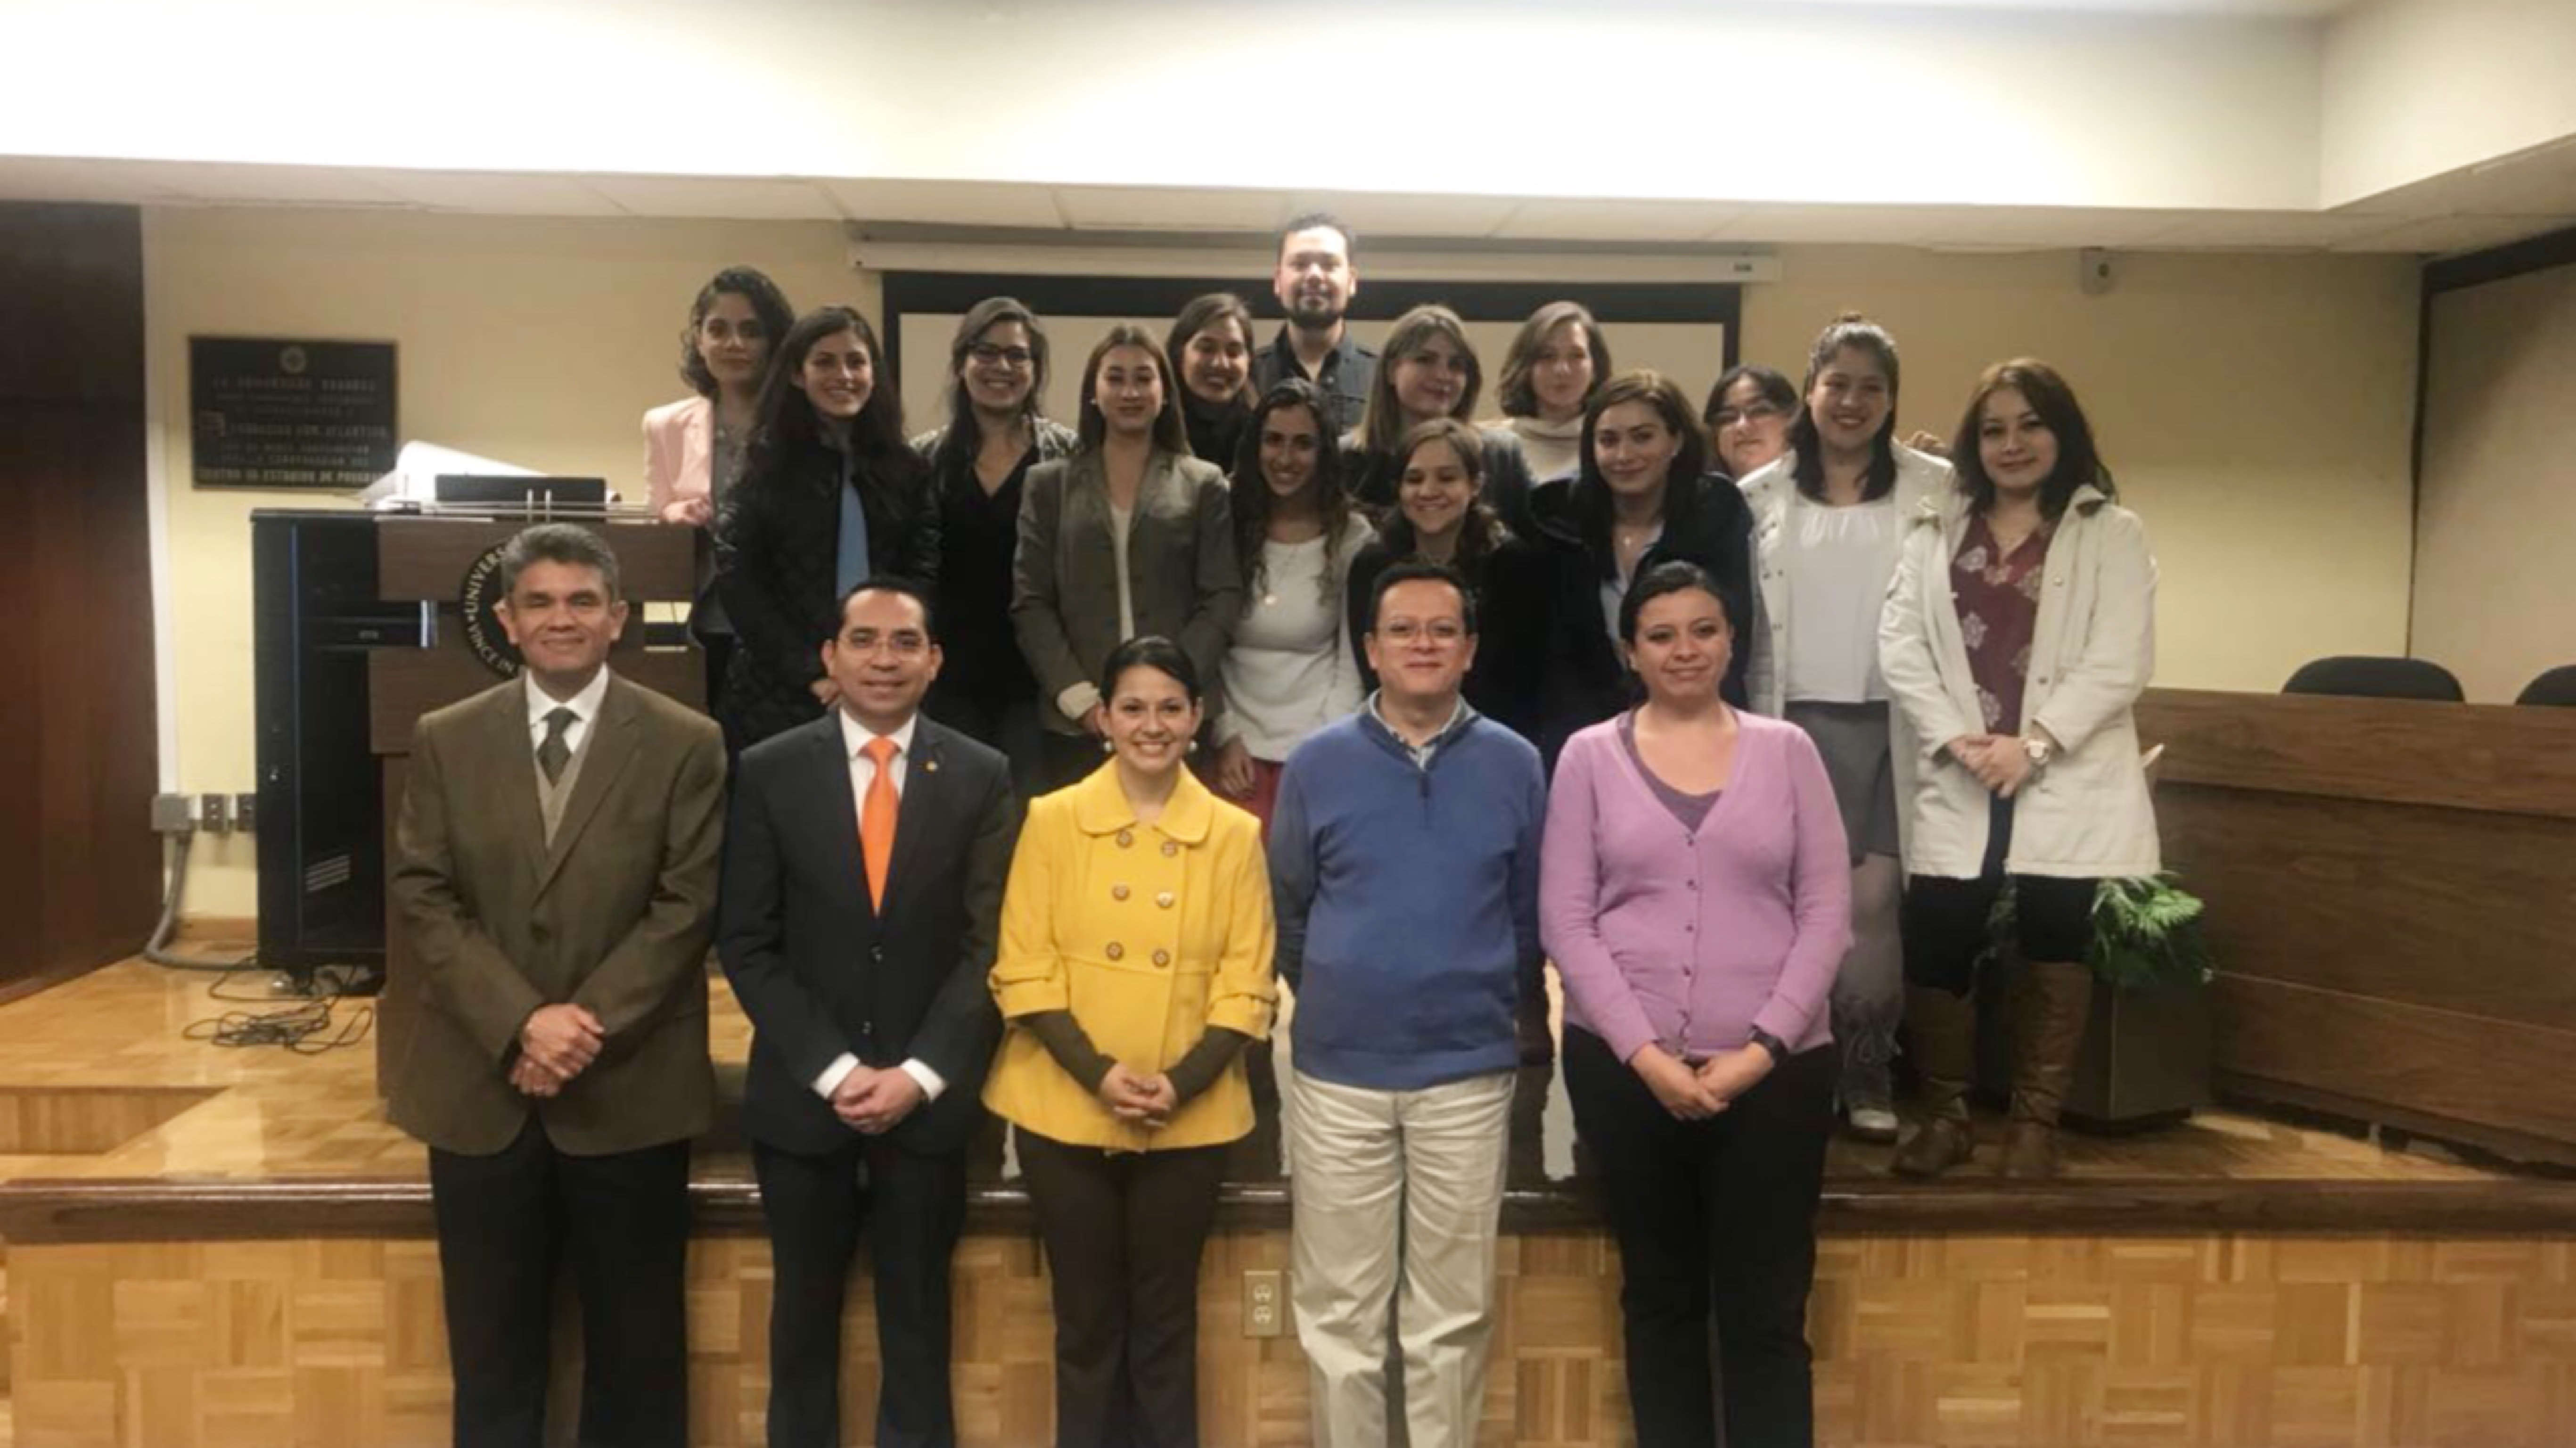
[0,203,145,401]
[2135,688,2576,1162]
[2215,975,2576,1152]
[2134,688,2576,820]
[0,203,157,994]
[2158,787,2576,1032]
[0,403,37,984]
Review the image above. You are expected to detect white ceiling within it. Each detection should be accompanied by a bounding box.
[0,153,2566,259]
[1762,0,2359,11]
[1752,0,2361,11]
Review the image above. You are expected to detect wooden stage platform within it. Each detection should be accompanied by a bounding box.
[0,954,2571,1447]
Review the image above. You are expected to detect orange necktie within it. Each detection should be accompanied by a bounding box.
[861,736,899,909]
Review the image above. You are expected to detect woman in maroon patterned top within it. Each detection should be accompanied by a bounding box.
[1878,360,2162,1179]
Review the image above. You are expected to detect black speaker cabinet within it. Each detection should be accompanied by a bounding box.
[252,510,425,983]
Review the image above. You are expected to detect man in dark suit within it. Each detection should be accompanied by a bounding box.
[719,576,1017,1448]
[387,522,726,1448]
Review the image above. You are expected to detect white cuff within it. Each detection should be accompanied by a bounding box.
[1055,682,1102,726]
[899,1058,948,1102]
[812,1053,861,1100]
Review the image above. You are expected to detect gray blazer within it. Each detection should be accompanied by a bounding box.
[1012,447,1242,734]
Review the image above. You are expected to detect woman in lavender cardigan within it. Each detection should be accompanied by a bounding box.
[1540,560,1852,1448]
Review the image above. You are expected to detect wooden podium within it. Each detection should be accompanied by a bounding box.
[367,514,702,1080]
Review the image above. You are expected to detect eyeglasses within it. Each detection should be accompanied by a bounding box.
[1712,402,1785,428]
[839,633,929,658]
[967,345,1035,370]
[1376,619,1468,647]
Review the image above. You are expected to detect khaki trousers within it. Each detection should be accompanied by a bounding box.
[1287,1067,1514,1448]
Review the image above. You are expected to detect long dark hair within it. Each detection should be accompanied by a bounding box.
[1573,371,1712,583]
[753,307,908,462]
[1786,313,1901,503]
[931,296,1053,483]
[1377,417,1506,583]
[1951,358,2114,521]
[678,265,795,399]
[747,307,924,519]
[1230,379,1354,601]
[1075,324,1191,455]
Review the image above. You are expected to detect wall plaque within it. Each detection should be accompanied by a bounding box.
[190,337,397,488]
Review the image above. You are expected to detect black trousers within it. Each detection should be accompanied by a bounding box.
[753,1136,969,1448]
[427,1119,692,1448]
[1563,1027,1835,1448]
[1903,797,2098,995]
[1013,1129,1230,1448]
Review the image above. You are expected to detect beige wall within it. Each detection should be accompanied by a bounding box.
[148,209,2420,918]
[1740,245,2420,707]
[2412,260,2576,702]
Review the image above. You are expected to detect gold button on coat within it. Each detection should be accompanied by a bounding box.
[1152,949,1171,967]
[1104,942,1124,961]
[1157,891,1176,909]
[1160,840,1179,857]
[1112,884,1131,901]
[1116,829,1134,848]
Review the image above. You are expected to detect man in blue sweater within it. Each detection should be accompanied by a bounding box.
[1268,559,1548,1448]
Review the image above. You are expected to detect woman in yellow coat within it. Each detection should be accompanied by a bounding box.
[985,634,1277,1448]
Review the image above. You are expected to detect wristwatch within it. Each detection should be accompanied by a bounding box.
[2022,736,2054,770]
[1747,1028,1788,1063]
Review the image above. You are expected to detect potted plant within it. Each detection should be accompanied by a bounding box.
[1972,873,2216,1129]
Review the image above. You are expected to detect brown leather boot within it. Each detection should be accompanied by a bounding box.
[2000,960,2096,1179]
[1892,985,1977,1177]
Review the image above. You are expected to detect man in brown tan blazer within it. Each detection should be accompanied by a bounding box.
[387,523,725,1448]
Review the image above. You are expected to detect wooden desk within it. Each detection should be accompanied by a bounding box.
[2134,687,2576,1164]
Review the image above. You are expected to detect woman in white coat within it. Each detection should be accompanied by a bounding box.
[1738,315,1953,1144]
[1879,358,2159,1179]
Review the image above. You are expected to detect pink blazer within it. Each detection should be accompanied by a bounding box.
[641,396,714,523]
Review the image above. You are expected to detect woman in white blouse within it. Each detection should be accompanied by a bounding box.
[1738,313,1955,1145]
[1209,379,1375,831]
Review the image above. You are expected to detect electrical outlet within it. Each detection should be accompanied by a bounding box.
[1242,1269,1285,1338]
[233,792,258,833]
[199,792,231,835]
[150,793,196,834]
